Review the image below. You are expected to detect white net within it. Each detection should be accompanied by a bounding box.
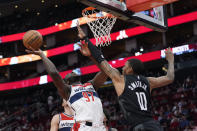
[82,7,117,47]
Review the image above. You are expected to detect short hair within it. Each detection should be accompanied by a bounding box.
[64,72,81,85]
[127,59,144,75]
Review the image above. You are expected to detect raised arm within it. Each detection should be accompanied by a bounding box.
[147,48,174,91]
[77,40,108,90]
[26,48,70,100]
[50,114,59,131]
[77,24,124,95]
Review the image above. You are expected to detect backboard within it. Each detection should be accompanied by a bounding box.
[78,0,168,32]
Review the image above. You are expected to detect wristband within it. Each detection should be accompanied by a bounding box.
[84,38,105,63]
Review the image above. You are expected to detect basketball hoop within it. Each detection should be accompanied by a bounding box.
[82,7,117,47]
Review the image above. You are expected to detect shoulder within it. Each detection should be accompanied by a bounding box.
[83,82,93,87]
[51,114,60,124]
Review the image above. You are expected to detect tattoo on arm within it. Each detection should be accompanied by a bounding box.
[40,54,70,99]
[148,61,174,90]
[100,61,121,81]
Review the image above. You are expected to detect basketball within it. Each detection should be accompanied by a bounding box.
[23,30,43,50]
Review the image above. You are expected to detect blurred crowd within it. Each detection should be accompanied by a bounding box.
[0,4,83,36]
[0,71,196,131]
[0,0,195,37]
[0,1,197,131]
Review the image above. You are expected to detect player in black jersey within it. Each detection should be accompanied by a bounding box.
[77,24,174,131]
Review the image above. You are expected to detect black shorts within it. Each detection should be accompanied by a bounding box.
[131,120,163,131]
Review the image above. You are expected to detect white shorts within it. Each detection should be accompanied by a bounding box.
[76,123,106,131]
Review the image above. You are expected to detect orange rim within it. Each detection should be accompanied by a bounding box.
[82,7,116,19]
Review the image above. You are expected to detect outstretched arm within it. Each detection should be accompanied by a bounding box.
[147,48,174,91]
[77,24,122,82]
[77,40,108,90]
[85,41,124,96]
[77,24,124,95]
[26,48,70,100]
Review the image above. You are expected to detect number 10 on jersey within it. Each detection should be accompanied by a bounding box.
[136,92,147,111]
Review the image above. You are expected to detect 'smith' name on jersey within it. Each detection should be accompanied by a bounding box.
[128,81,147,91]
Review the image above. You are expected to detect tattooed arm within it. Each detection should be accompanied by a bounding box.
[26,48,70,100]
[148,48,174,91]
[78,40,108,90]
[79,41,124,96]
[77,23,124,96]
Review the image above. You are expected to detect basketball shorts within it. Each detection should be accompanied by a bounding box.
[73,122,106,131]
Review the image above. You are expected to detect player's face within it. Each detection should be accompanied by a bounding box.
[122,61,133,75]
[64,72,78,84]
[62,99,68,107]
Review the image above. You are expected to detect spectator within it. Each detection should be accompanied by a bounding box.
[179,115,190,129]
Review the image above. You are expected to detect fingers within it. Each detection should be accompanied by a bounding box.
[77,20,81,30]
[80,40,85,44]
[77,41,82,48]
[25,49,33,54]
[80,40,88,46]
[28,46,35,51]
[38,48,42,52]
[165,47,172,53]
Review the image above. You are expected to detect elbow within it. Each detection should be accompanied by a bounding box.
[168,75,175,84]
[169,79,174,84]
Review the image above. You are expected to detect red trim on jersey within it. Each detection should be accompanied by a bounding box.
[71,84,82,88]
[83,83,92,87]
[60,113,74,120]
[73,123,80,131]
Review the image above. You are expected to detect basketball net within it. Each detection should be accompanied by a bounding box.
[82,7,117,47]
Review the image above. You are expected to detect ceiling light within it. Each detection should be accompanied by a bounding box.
[37,12,40,15]
[54,4,58,8]
[15,5,18,8]
[41,0,45,3]
[25,8,29,12]
[140,47,144,52]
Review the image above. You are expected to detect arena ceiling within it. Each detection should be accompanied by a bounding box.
[0,0,75,18]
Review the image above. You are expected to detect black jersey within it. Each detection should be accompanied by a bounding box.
[118,74,153,127]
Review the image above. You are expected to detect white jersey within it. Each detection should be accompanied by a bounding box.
[58,113,74,131]
[67,82,104,125]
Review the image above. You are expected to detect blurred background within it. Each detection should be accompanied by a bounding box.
[0,0,197,130]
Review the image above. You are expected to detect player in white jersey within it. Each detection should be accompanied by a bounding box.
[67,82,106,131]
[26,46,108,131]
[50,99,75,131]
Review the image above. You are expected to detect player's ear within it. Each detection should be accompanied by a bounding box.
[128,66,133,74]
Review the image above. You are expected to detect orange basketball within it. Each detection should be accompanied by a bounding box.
[23,30,43,50]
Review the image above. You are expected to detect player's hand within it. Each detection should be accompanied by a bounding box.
[165,48,174,63]
[77,21,86,39]
[25,46,43,56]
[78,40,91,57]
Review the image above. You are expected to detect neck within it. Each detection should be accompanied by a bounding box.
[72,81,81,85]
[64,106,73,116]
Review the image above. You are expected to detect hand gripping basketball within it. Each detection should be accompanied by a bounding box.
[25,46,44,56]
